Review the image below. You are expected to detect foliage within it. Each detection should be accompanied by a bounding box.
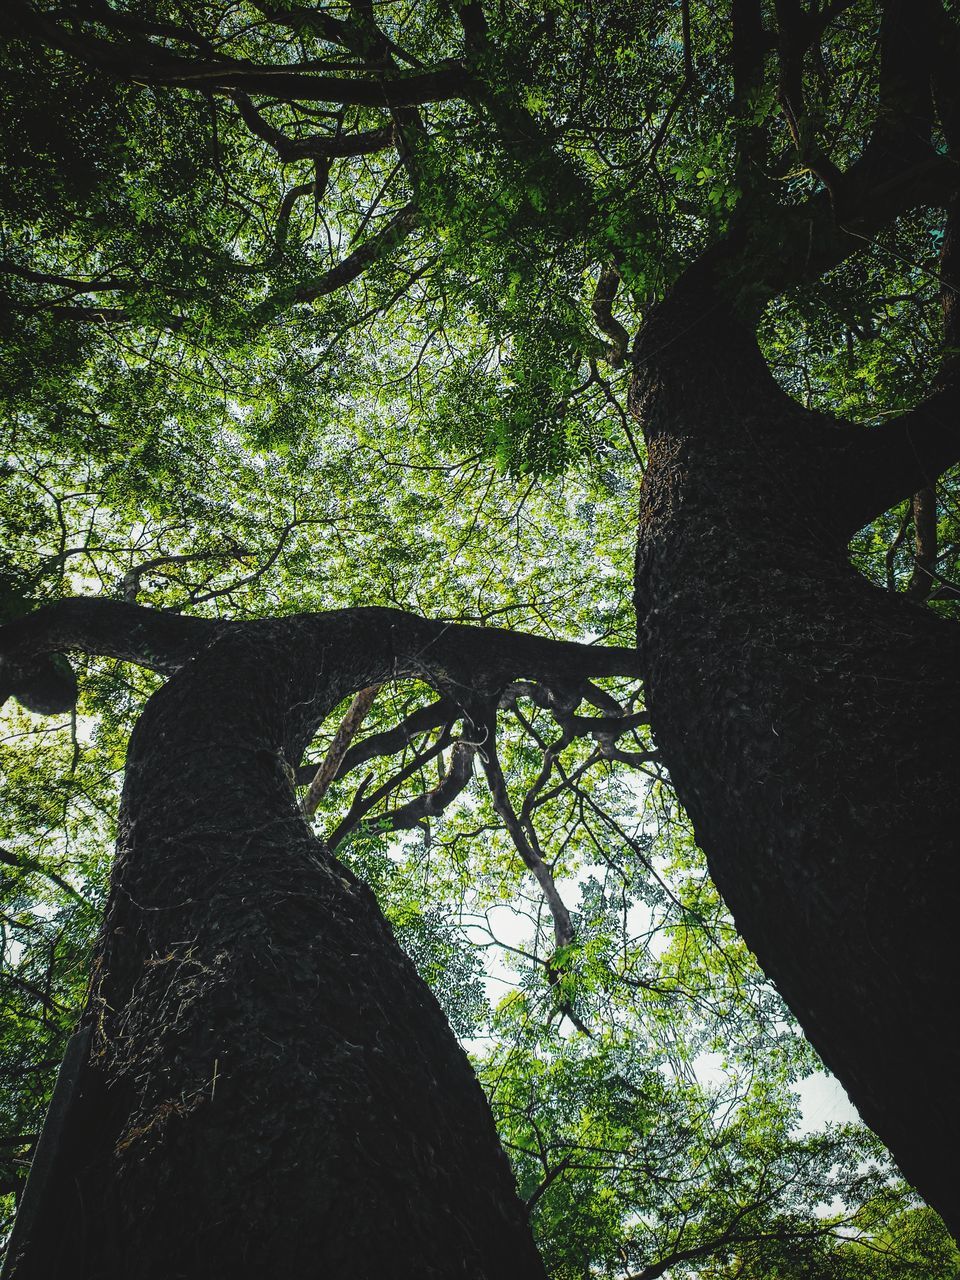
[1,0,959,1272]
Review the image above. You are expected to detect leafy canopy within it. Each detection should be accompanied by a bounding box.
[2,0,959,1275]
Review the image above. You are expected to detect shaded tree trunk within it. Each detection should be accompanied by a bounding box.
[632,260,960,1237]
[5,614,548,1279]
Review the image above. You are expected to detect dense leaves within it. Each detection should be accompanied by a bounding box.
[2,0,959,1273]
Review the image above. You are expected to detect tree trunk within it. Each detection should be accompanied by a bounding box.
[632,261,960,1237]
[6,615,547,1279]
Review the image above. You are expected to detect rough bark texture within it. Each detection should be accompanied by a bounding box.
[5,612,555,1280]
[632,260,960,1237]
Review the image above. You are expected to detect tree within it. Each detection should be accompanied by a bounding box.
[1,0,959,1272]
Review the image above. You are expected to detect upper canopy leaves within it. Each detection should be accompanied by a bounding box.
[2,2,960,1273]
[2,0,956,498]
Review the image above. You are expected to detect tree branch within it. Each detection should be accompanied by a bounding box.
[0,599,223,713]
[712,1,959,307]
[772,0,844,192]
[379,740,476,829]
[11,4,470,107]
[0,846,91,908]
[0,600,640,723]
[253,203,418,324]
[303,684,382,816]
[591,266,631,367]
[231,93,395,162]
[478,715,575,950]
[454,0,591,220]
[825,198,960,534]
[0,262,133,294]
[295,697,457,785]
[325,725,451,849]
[245,0,355,48]
[819,385,959,537]
[905,486,938,599]
[731,0,770,195]
[121,548,248,603]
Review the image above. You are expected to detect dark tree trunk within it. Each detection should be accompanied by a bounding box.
[632,261,960,1237]
[6,615,548,1279]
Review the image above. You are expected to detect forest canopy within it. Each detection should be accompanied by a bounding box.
[1,0,959,1277]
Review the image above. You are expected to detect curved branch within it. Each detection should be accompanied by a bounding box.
[831,389,960,537]
[121,548,248,603]
[0,599,223,713]
[0,599,222,672]
[11,5,470,107]
[710,1,959,308]
[245,0,355,48]
[325,725,451,849]
[253,203,418,324]
[478,716,575,949]
[231,93,395,162]
[0,846,92,909]
[591,266,630,367]
[0,599,641,728]
[295,697,457,785]
[380,740,476,829]
[822,198,960,534]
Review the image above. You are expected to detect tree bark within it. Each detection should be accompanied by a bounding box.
[632,260,960,1237]
[4,612,556,1279]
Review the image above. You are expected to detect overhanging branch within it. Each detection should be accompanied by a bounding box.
[0,599,641,719]
[478,715,576,950]
[822,198,960,535]
[715,0,959,308]
[379,740,476,830]
[0,599,223,713]
[253,203,418,324]
[231,93,395,162]
[825,379,960,536]
[10,4,471,107]
[295,696,457,785]
[303,684,382,816]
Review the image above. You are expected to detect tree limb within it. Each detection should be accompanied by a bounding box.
[731,0,772,199]
[325,725,451,849]
[0,600,641,724]
[231,93,395,162]
[824,198,960,534]
[295,697,457,785]
[905,487,938,600]
[379,740,476,829]
[712,0,959,307]
[478,715,575,950]
[11,4,470,107]
[591,266,631,367]
[245,0,356,48]
[253,203,418,325]
[0,599,224,713]
[303,684,382,816]
[121,548,248,603]
[0,846,91,909]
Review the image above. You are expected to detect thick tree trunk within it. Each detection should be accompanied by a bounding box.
[632,262,960,1237]
[5,615,547,1279]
